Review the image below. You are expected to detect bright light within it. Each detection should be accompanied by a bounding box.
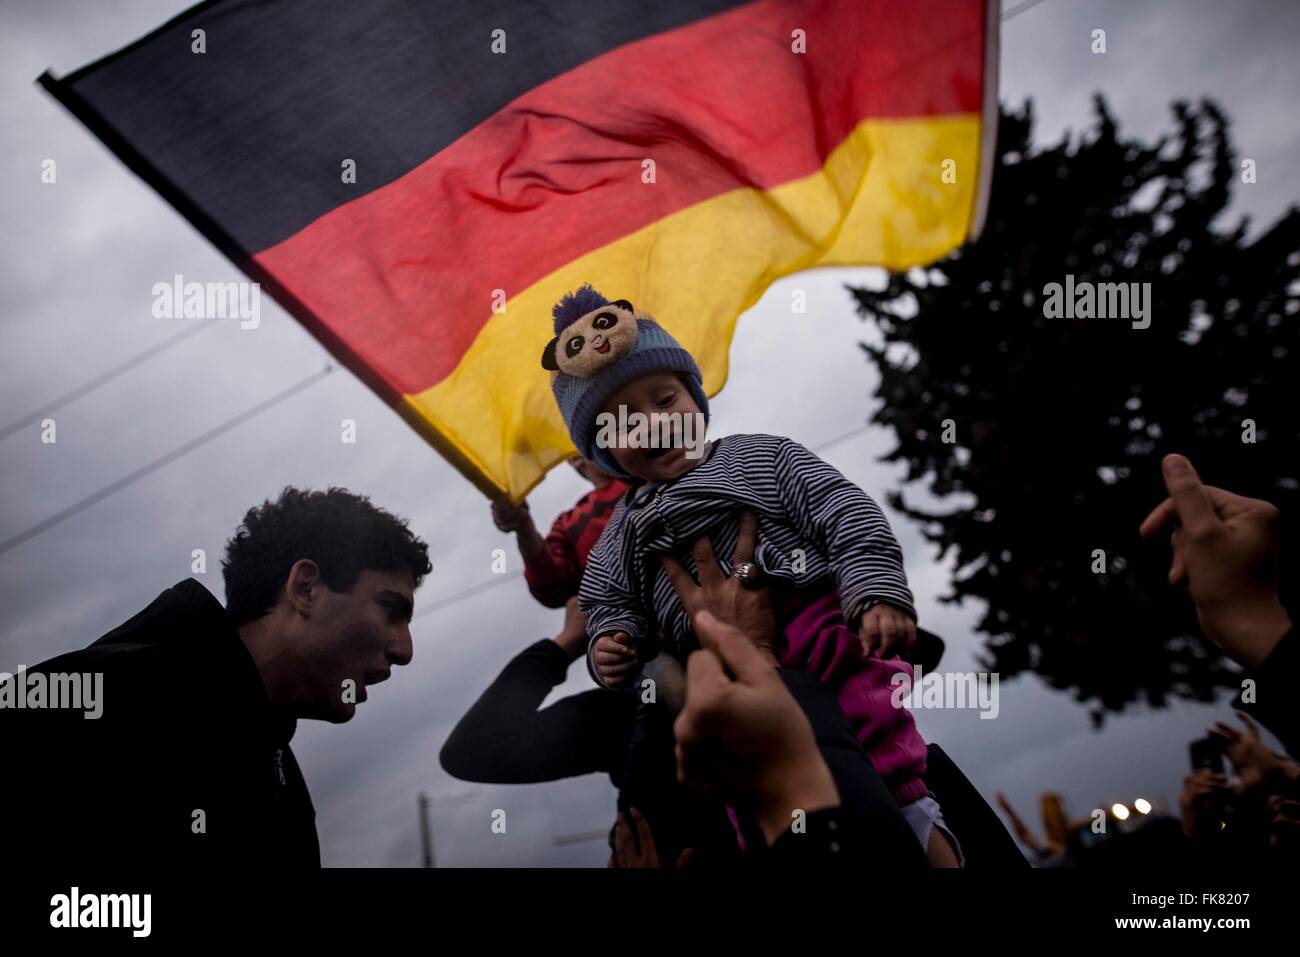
[1134,798,1152,815]
[1111,803,1130,821]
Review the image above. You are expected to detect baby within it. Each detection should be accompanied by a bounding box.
[541,284,961,866]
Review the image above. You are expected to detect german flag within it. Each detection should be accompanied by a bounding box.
[41,0,998,501]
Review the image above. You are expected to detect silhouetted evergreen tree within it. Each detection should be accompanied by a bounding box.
[850,96,1299,725]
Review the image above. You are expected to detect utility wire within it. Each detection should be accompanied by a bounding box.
[0,365,337,556]
[0,320,220,442]
[412,569,523,620]
[1002,0,1052,21]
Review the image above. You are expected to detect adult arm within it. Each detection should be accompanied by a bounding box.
[774,668,927,867]
[1139,453,1294,753]
[523,521,586,609]
[662,519,924,866]
[1237,630,1300,759]
[439,612,634,783]
[492,498,580,609]
[674,612,907,866]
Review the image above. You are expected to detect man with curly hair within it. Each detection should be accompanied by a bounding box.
[1,487,431,868]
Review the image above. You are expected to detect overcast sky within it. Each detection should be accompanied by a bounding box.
[2,0,1297,866]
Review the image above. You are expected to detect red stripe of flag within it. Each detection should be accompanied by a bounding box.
[254,0,984,397]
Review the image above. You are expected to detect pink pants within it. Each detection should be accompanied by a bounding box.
[775,588,929,805]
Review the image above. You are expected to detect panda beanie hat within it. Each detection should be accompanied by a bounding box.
[541,283,709,477]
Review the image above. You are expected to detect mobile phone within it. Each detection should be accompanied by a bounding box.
[1189,736,1226,775]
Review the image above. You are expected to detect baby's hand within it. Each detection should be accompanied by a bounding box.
[857,604,916,659]
[593,631,638,687]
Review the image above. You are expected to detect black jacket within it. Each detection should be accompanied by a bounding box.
[1238,627,1300,760]
[440,639,633,786]
[442,639,1025,867]
[0,578,319,868]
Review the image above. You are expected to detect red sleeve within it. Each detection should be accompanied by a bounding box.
[523,513,583,608]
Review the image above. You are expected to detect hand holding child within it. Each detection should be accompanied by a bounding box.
[857,603,916,659]
[659,511,776,665]
[552,598,589,660]
[593,631,638,686]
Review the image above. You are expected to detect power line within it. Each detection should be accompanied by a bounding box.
[412,569,523,620]
[808,423,872,454]
[0,365,337,556]
[0,320,220,443]
[1002,0,1052,21]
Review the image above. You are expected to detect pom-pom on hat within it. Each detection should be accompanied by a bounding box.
[542,283,709,477]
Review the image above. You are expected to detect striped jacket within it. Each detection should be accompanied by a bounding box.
[580,433,915,687]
